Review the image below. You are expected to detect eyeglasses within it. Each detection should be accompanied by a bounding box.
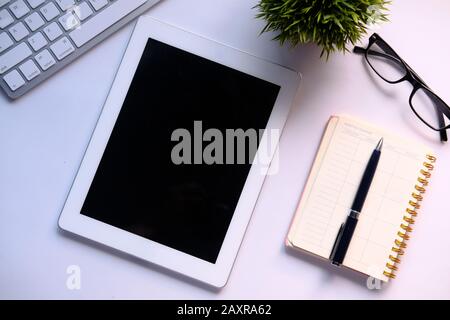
[354,33,450,142]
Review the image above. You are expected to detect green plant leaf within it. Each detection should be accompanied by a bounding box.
[255,0,390,59]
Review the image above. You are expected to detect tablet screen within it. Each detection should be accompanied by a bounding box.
[81,38,280,263]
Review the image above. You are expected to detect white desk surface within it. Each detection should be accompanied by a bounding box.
[1,0,449,299]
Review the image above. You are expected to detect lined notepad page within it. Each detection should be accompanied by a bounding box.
[287,116,433,281]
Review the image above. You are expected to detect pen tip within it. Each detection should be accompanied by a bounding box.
[376,138,383,151]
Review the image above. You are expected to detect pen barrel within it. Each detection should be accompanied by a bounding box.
[351,150,381,213]
[330,213,359,265]
[330,141,382,266]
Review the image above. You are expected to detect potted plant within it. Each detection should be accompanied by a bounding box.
[256,0,390,58]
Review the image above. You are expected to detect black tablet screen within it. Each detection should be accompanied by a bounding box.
[81,38,280,263]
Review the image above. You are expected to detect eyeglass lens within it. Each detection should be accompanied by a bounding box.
[366,39,449,131]
[366,41,407,83]
[411,87,450,130]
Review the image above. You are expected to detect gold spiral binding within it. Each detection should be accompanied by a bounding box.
[417,177,428,186]
[392,247,404,255]
[383,154,436,280]
[400,224,413,232]
[406,208,417,216]
[395,239,407,248]
[397,231,410,240]
[411,192,423,201]
[415,185,426,193]
[423,162,434,170]
[420,169,431,178]
[386,263,398,271]
[403,216,415,224]
[409,200,420,209]
[389,255,401,263]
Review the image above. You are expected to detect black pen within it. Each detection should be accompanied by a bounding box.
[329,138,383,266]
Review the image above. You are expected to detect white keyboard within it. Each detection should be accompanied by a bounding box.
[0,0,159,98]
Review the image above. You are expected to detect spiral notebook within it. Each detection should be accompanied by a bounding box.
[287,115,436,282]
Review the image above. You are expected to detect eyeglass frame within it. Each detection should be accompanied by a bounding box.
[354,33,450,142]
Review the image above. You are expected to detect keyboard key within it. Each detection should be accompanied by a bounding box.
[50,36,74,60]
[59,11,79,31]
[89,0,108,11]
[9,0,29,19]
[3,69,25,90]
[70,0,147,47]
[0,31,13,53]
[73,1,92,21]
[26,0,45,9]
[55,0,74,11]
[35,49,55,70]
[9,21,29,41]
[40,2,59,21]
[24,11,45,31]
[28,31,47,51]
[43,22,62,41]
[19,59,39,80]
[0,42,32,74]
[0,0,11,8]
[0,8,14,28]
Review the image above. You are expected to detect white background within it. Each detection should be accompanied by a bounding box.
[1,0,449,299]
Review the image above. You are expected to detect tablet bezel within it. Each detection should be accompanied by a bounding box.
[58,16,301,288]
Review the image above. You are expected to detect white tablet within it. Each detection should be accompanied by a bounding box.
[58,16,301,288]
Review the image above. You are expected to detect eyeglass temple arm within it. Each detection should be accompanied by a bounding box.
[354,46,403,63]
[353,46,366,54]
[354,46,448,142]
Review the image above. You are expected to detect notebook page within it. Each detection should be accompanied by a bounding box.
[287,115,433,281]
